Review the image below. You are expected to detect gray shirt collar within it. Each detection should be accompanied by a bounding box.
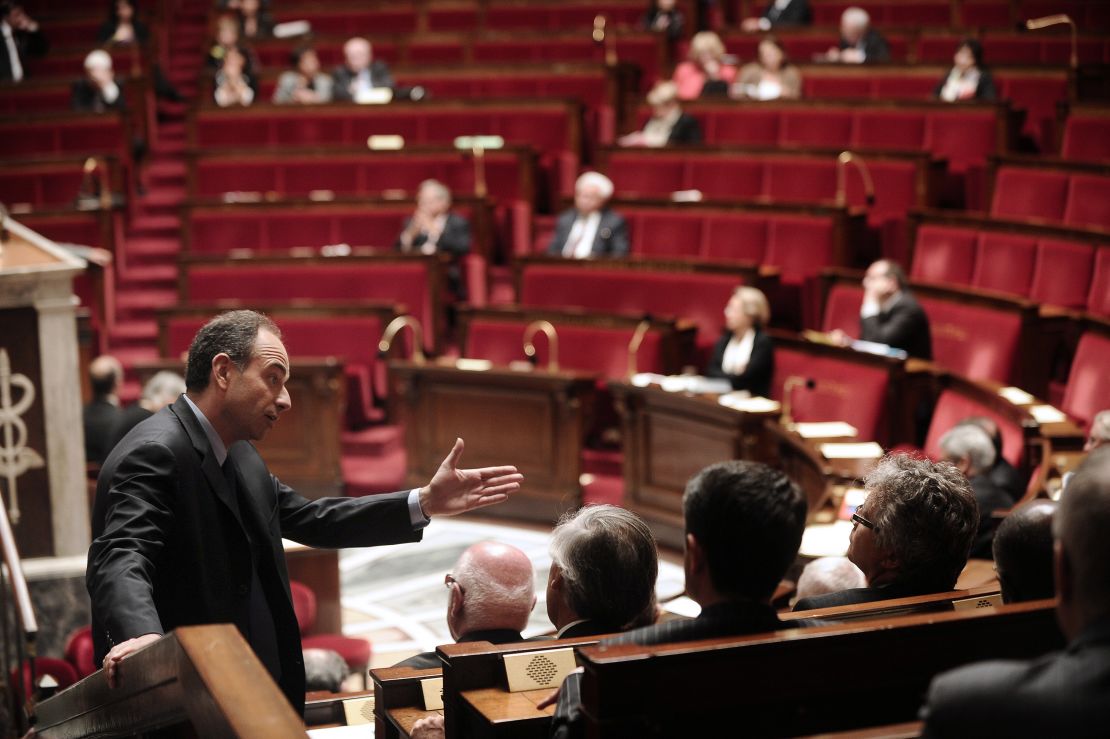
[182,393,228,466]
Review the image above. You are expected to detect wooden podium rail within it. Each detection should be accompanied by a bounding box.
[35,625,307,738]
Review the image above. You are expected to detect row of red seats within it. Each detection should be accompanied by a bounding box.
[991,163,1110,231]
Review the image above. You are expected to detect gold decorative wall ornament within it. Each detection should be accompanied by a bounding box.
[0,349,44,524]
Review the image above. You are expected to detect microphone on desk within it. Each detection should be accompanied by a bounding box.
[781,376,816,431]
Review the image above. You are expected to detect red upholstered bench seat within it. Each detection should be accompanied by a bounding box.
[1061,111,1110,162]
[917,31,1110,65]
[0,115,126,160]
[0,85,72,113]
[1062,328,1110,430]
[464,320,669,378]
[992,165,1110,231]
[0,168,90,209]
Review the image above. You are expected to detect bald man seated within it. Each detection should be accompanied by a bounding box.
[392,542,536,669]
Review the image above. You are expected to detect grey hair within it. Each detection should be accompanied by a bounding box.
[549,505,659,631]
[419,178,452,205]
[1090,410,1110,445]
[575,171,614,200]
[862,454,979,593]
[142,371,186,407]
[303,648,348,693]
[842,6,870,27]
[454,544,534,631]
[795,557,866,601]
[939,424,997,476]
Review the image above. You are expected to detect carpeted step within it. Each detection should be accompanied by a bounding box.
[341,425,405,457]
[136,188,185,211]
[119,264,177,292]
[342,447,409,497]
[109,318,158,344]
[115,289,178,316]
[151,138,187,155]
[129,214,181,234]
[124,238,179,265]
[147,159,187,182]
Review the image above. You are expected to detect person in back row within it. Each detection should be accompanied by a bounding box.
[618,80,702,147]
[548,460,810,739]
[332,37,393,103]
[705,286,774,397]
[545,504,658,638]
[993,499,1057,604]
[109,371,186,451]
[72,49,126,112]
[940,424,1013,559]
[393,542,535,669]
[956,416,1023,502]
[823,6,890,64]
[547,172,629,259]
[794,454,978,611]
[922,447,1110,737]
[832,259,932,360]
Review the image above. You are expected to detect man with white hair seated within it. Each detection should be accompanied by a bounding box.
[332,36,393,103]
[547,172,629,258]
[823,6,890,64]
[940,423,1013,559]
[794,556,866,605]
[72,49,125,112]
[392,541,536,669]
[1086,410,1110,452]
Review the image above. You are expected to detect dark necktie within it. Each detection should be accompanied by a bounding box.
[223,458,282,682]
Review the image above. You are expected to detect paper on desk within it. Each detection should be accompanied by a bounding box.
[998,386,1034,405]
[794,421,859,439]
[820,442,884,459]
[307,726,375,738]
[1030,405,1067,424]
[799,520,853,558]
[719,393,781,413]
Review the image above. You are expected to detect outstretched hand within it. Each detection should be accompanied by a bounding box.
[419,438,523,518]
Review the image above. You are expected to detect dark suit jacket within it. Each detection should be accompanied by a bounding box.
[108,403,153,452]
[763,0,812,25]
[0,26,47,81]
[969,474,1014,559]
[933,67,998,102]
[841,28,891,64]
[83,399,121,464]
[793,580,926,612]
[989,457,1024,503]
[394,212,471,257]
[546,208,630,258]
[71,78,127,113]
[551,602,789,739]
[705,329,773,397]
[667,112,702,145]
[331,60,394,101]
[87,397,423,714]
[859,291,932,360]
[392,628,524,670]
[922,620,1110,738]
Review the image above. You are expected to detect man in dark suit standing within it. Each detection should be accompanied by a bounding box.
[0,3,46,82]
[546,172,630,259]
[740,0,812,31]
[794,454,978,611]
[547,461,808,738]
[82,355,123,465]
[87,310,522,714]
[331,36,393,103]
[854,259,932,359]
[922,447,1110,737]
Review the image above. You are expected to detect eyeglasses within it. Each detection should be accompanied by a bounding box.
[851,512,877,531]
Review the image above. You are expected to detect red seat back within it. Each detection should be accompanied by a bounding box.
[919,297,1023,383]
[991,167,1069,223]
[1061,114,1110,162]
[821,283,864,337]
[923,389,1025,467]
[289,580,317,635]
[1062,330,1110,429]
[11,658,78,701]
[912,225,977,285]
[971,233,1037,298]
[1029,239,1094,310]
[64,626,96,679]
[1064,174,1110,230]
[1088,249,1110,318]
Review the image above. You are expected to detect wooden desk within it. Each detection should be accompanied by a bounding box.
[389,360,596,523]
[133,357,346,499]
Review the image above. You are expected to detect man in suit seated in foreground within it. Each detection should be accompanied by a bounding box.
[393,541,536,670]
[545,461,809,738]
[922,447,1110,736]
[794,454,979,611]
[545,504,659,639]
[546,172,629,259]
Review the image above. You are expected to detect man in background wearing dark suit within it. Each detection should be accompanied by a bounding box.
[0,3,46,82]
[82,355,123,465]
[853,259,932,359]
[396,179,471,300]
[332,36,393,103]
[740,0,812,31]
[939,423,1014,559]
[922,447,1110,737]
[547,461,808,738]
[87,310,523,714]
[824,6,891,64]
[958,415,1024,502]
[393,541,536,670]
[547,172,630,258]
[794,454,978,611]
[109,371,186,450]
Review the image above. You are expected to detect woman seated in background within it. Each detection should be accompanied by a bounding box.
[935,38,997,102]
[273,46,333,104]
[672,31,737,100]
[618,80,702,147]
[237,0,273,40]
[98,0,149,45]
[641,0,684,42]
[731,36,801,100]
[705,286,774,397]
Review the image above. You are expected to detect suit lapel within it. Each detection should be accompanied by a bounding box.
[169,397,246,529]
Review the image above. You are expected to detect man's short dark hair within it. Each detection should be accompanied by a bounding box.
[864,454,979,593]
[549,505,659,631]
[683,461,807,601]
[994,500,1056,604]
[185,310,280,392]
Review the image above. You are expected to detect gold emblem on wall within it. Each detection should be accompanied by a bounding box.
[0,348,45,524]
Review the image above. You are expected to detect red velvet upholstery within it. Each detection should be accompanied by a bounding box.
[0,116,125,159]
[465,320,667,377]
[923,389,1026,467]
[1028,240,1095,310]
[1061,114,1110,162]
[518,266,739,354]
[997,74,1069,151]
[1064,174,1110,230]
[0,86,71,113]
[1061,330,1110,429]
[187,206,428,253]
[972,233,1037,298]
[11,658,78,700]
[289,580,371,673]
[821,283,864,337]
[918,296,1023,383]
[772,346,892,444]
[991,167,1069,223]
[64,626,96,679]
[1088,249,1110,318]
[289,580,318,636]
[912,225,977,285]
[925,110,998,173]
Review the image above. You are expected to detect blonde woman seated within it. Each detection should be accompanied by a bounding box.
[705,286,773,397]
[672,31,737,100]
[731,36,801,101]
[618,81,702,147]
